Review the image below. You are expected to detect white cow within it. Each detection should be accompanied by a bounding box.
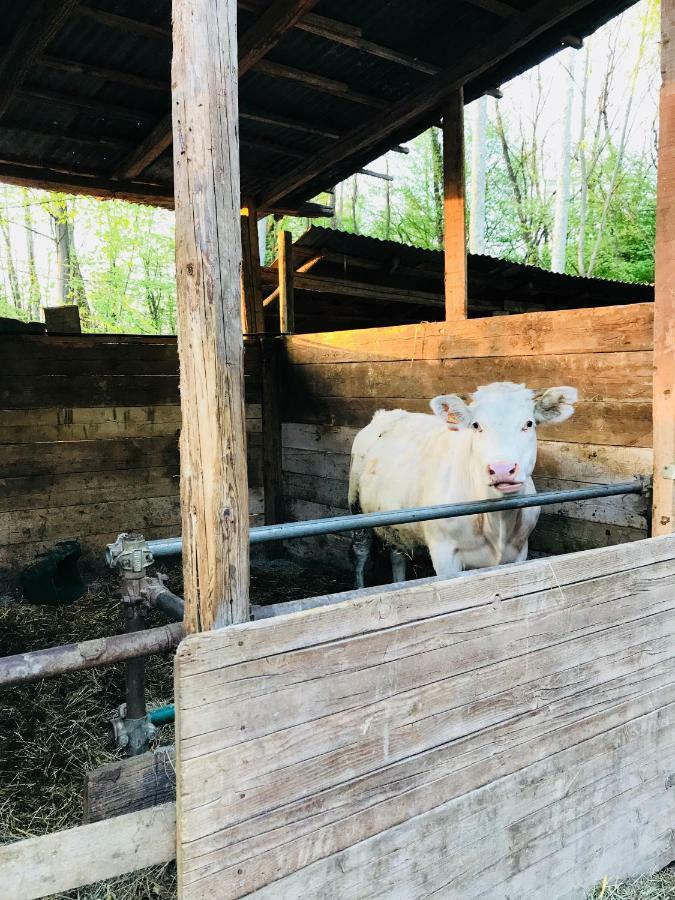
[348,382,577,586]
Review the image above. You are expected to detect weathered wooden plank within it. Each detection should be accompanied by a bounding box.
[175,536,675,898]
[284,353,652,402]
[0,496,182,547]
[0,803,176,900]
[0,375,180,409]
[0,406,182,443]
[653,0,675,535]
[282,303,654,364]
[530,513,646,554]
[281,396,652,447]
[83,747,176,824]
[0,435,179,478]
[261,339,284,524]
[0,338,178,376]
[173,0,250,632]
[0,467,179,512]
[278,229,295,333]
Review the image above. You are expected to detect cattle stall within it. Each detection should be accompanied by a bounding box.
[1,0,675,898]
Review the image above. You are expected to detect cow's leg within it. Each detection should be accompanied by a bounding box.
[351,527,373,589]
[390,548,407,583]
[428,540,463,579]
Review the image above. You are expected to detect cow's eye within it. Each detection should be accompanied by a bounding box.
[472,422,482,431]
[523,420,534,430]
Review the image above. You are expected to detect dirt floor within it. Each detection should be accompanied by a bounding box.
[1,555,674,899]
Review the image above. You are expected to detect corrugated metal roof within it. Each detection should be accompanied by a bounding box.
[0,0,640,209]
[264,227,652,332]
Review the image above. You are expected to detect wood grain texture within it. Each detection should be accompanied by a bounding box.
[282,303,653,364]
[172,0,250,631]
[0,803,176,900]
[278,230,295,333]
[443,90,468,320]
[653,0,675,535]
[84,748,176,823]
[240,201,266,334]
[175,535,675,899]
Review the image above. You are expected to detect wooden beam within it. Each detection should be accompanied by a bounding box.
[114,114,173,180]
[261,337,284,526]
[83,747,176,823]
[241,200,266,333]
[653,0,675,536]
[238,1,440,74]
[443,92,467,319]
[76,4,171,39]
[173,0,250,631]
[239,0,320,76]
[259,0,598,209]
[0,161,173,207]
[255,59,387,108]
[0,804,176,900]
[0,0,81,119]
[241,106,341,139]
[38,54,168,92]
[263,253,323,306]
[278,230,295,333]
[464,0,518,17]
[260,268,443,307]
[18,86,159,123]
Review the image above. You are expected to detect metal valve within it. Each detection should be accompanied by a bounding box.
[105,532,154,579]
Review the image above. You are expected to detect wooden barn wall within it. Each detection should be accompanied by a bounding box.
[174,535,675,898]
[279,304,654,569]
[0,334,262,577]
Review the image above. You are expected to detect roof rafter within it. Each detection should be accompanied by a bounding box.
[259,0,599,209]
[0,0,81,119]
[238,0,440,74]
[76,4,171,40]
[255,59,387,108]
[239,0,321,76]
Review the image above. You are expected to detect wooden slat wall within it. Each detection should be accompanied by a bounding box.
[0,334,263,576]
[174,536,675,899]
[279,304,654,569]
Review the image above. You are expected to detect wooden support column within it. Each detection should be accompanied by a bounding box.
[260,337,284,528]
[278,229,295,333]
[443,89,468,320]
[172,0,249,631]
[654,0,675,535]
[240,200,266,334]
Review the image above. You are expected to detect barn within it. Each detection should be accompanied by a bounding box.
[0,0,674,898]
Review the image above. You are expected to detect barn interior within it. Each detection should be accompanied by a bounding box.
[1,0,674,897]
[0,0,659,589]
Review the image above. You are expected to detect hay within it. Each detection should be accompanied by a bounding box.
[588,869,675,899]
[0,556,352,899]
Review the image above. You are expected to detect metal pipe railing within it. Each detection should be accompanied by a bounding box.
[0,622,184,689]
[147,480,648,557]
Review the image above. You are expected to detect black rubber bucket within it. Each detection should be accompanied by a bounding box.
[20,540,85,606]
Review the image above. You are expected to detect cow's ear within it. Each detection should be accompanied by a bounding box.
[430,394,472,430]
[533,386,578,424]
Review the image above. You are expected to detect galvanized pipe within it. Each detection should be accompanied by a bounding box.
[0,622,184,688]
[148,480,647,557]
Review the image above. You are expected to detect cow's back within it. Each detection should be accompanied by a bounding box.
[349,409,443,516]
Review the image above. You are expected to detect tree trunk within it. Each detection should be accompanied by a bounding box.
[23,189,41,320]
[0,192,23,313]
[469,95,487,254]
[384,154,391,240]
[551,49,577,273]
[350,175,359,233]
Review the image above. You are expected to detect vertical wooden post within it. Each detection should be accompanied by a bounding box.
[278,229,295,333]
[241,199,266,334]
[260,337,284,528]
[443,89,468,320]
[172,0,249,631]
[653,0,675,535]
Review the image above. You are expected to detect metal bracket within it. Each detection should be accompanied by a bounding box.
[663,465,675,481]
[110,703,157,755]
[106,532,154,579]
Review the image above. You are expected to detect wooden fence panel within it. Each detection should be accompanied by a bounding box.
[175,535,675,899]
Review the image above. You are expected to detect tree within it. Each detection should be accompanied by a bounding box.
[469,96,487,254]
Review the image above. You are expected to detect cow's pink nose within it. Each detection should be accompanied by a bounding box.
[488,462,519,482]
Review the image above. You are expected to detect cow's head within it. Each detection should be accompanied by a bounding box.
[430,382,577,495]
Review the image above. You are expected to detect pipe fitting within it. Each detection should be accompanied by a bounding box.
[110,703,157,755]
[106,532,154,579]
